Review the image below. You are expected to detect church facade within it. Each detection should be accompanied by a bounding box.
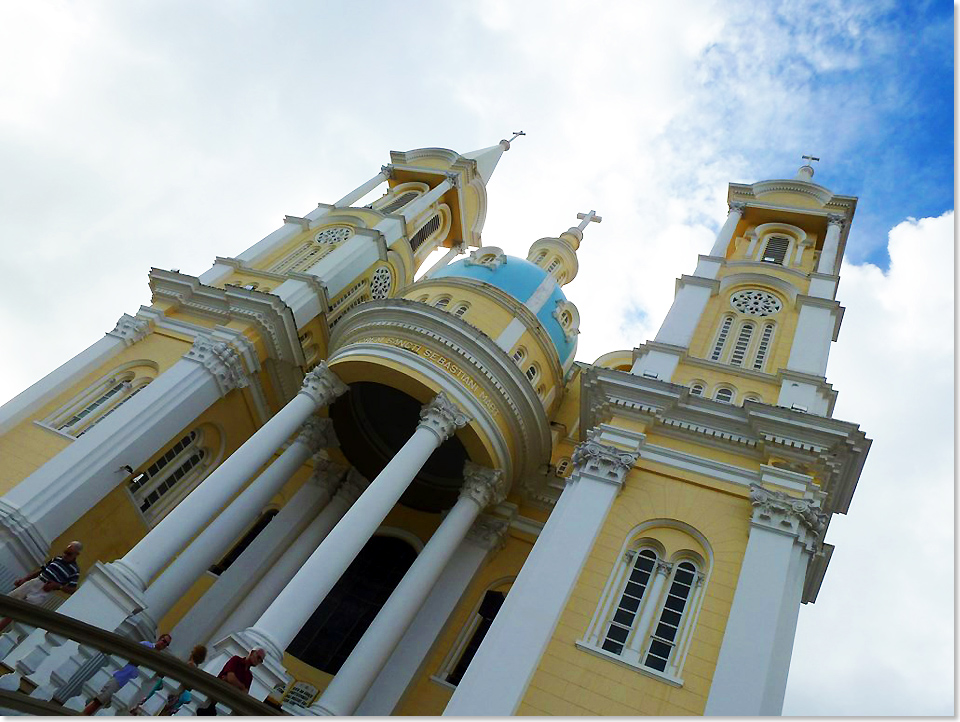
[0,138,870,715]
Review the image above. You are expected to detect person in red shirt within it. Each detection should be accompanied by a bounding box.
[196,648,265,715]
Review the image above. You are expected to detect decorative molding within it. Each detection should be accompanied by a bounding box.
[295,417,336,455]
[107,314,151,346]
[655,559,674,576]
[298,362,348,407]
[465,514,510,551]
[462,247,507,271]
[183,335,249,396]
[728,201,747,214]
[460,462,507,510]
[748,483,827,550]
[571,440,638,487]
[418,392,471,443]
[309,456,348,497]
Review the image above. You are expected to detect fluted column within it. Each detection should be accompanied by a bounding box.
[244,392,470,664]
[815,214,844,274]
[140,417,336,622]
[208,467,367,643]
[314,462,506,716]
[709,201,746,257]
[445,432,641,716]
[114,363,348,590]
[705,484,825,716]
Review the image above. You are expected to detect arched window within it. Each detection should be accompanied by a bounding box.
[752,322,776,371]
[416,294,429,303]
[512,346,526,364]
[729,322,755,366]
[743,394,762,403]
[436,580,513,687]
[555,457,571,477]
[559,310,572,329]
[557,272,567,284]
[434,296,451,309]
[287,535,418,674]
[546,258,561,273]
[580,526,709,682]
[376,191,419,215]
[760,236,790,265]
[709,316,734,361]
[44,362,156,438]
[689,383,704,397]
[409,214,442,252]
[479,254,496,265]
[454,303,470,318]
[210,509,279,576]
[127,429,213,522]
[535,250,547,264]
[714,387,734,404]
[525,364,539,382]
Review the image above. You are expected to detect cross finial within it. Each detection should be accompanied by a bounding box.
[576,210,602,232]
[509,131,526,143]
[801,154,820,165]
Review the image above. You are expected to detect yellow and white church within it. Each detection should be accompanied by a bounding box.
[0,137,871,715]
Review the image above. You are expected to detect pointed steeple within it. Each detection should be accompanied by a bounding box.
[461,131,525,185]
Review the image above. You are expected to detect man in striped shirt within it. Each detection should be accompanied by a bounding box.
[0,540,82,632]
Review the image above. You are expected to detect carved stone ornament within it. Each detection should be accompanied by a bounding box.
[465,515,510,550]
[310,456,348,497]
[827,213,846,228]
[295,417,337,454]
[380,164,395,180]
[184,335,249,395]
[335,468,370,505]
[460,461,507,510]
[444,171,461,189]
[418,392,471,442]
[749,483,827,547]
[728,201,747,214]
[299,362,349,407]
[109,314,151,346]
[570,440,639,487]
[655,559,674,577]
[463,248,506,270]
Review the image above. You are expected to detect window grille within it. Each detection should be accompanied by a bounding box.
[753,323,775,370]
[454,304,469,318]
[409,214,441,251]
[730,289,782,316]
[710,316,734,361]
[689,384,704,397]
[602,550,657,655]
[77,383,147,437]
[760,236,790,264]
[369,266,393,300]
[58,379,129,432]
[546,258,561,273]
[556,458,571,477]
[512,347,526,364]
[270,241,335,275]
[128,431,207,516]
[560,311,572,329]
[525,365,538,381]
[714,388,734,404]
[643,562,697,672]
[315,226,353,244]
[434,296,450,309]
[729,323,755,366]
[376,192,418,215]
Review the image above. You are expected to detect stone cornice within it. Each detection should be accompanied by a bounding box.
[107,314,152,346]
[795,294,845,341]
[675,274,720,295]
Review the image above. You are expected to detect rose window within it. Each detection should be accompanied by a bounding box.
[315,226,353,244]
[370,266,393,300]
[730,289,782,316]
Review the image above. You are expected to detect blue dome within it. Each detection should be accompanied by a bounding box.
[432,256,576,364]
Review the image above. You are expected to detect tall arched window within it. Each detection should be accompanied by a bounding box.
[287,535,418,674]
[729,322,755,366]
[709,316,734,361]
[376,191,419,215]
[752,322,776,371]
[435,579,513,687]
[43,362,156,438]
[127,428,214,523]
[602,549,657,655]
[643,561,698,672]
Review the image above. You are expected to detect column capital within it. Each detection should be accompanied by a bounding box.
[295,417,337,455]
[380,164,394,179]
[444,171,461,189]
[827,213,846,228]
[184,335,249,396]
[335,468,371,506]
[465,514,510,551]
[571,440,639,487]
[107,313,151,346]
[417,392,470,443]
[299,362,349,407]
[728,201,747,214]
[310,455,349,497]
[748,483,827,550]
[654,559,674,577]
[460,462,507,510]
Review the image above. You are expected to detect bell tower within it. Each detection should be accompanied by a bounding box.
[631,159,856,417]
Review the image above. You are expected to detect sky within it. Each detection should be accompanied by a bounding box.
[0,0,953,715]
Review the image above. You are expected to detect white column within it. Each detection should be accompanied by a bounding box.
[421,242,466,279]
[708,202,745,257]
[140,417,336,623]
[704,484,824,716]
[0,314,150,436]
[444,435,641,716]
[399,178,453,224]
[207,467,368,643]
[313,463,506,716]
[330,167,390,210]
[355,516,509,716]
[622,559,672,666]
[169,457,347,655]
[113,364,347,591]
[0,334,246,580]
[815,214,844,274]
[243,392,470,663]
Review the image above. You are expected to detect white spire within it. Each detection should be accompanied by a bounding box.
[462,131,524,185]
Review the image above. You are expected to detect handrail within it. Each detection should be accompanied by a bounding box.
[0,689,75,715]
[0,596,283,715]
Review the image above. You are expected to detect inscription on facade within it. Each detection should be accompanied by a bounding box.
[364,336,499,416]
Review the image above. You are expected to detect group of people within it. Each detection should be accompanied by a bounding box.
[0,542,267,715]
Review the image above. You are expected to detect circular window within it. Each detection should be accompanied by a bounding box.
[370,266,393,300]
[730,289,782,316]
[315,226,353,244]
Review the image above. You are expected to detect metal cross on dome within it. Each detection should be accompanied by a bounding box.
[802,154,820,165]
[576,209,603,232]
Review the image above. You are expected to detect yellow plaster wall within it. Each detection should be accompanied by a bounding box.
[516,466,750,716]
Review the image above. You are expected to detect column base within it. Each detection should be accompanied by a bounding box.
[0,501,51,589]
